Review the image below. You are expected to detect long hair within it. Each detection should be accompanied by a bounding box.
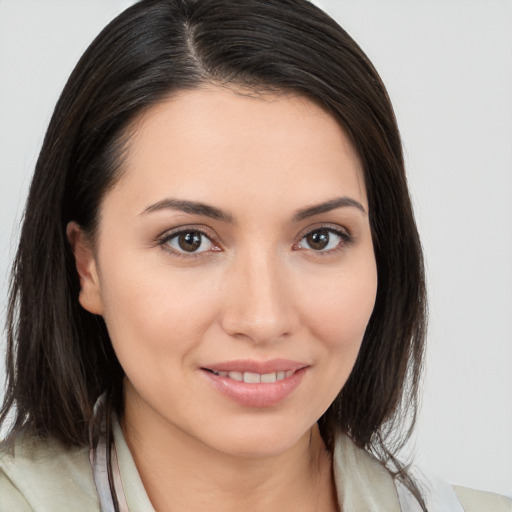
[1,0,426,507]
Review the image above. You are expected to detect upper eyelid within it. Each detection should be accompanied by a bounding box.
[158,222,349,237]
[297,223,351,239]
[158,224,218,241]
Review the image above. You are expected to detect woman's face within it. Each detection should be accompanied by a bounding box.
[73,87,377,457]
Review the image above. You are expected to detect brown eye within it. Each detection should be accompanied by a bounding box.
[305,229,330,250]
[298,228,347,252]
[178,232,202,252]
[165,230,214,254]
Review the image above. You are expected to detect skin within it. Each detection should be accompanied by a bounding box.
[69,86,378,511]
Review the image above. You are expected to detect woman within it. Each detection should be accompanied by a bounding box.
[0,1,510,511]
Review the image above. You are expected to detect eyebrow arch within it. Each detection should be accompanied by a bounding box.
[142,196,366,223]
[292,196,367,222]
[142,198,235,223]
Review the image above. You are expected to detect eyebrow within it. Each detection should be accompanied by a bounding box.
[142,198,235,223]
[142,196,366,223]
[292,196,367,221]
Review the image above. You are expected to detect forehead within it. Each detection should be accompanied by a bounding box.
[110,86,367,217]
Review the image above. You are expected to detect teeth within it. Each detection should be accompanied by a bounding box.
[243,372,260,383]
[261,372,277,383]
[213,370,295,383]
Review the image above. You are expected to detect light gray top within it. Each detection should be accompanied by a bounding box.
[1,420,510,511]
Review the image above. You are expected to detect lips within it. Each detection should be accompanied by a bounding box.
[200,359,308,407]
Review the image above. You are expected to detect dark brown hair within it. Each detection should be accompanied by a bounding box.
[1,0,426,508]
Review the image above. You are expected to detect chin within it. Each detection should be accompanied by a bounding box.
[199,418,316,459]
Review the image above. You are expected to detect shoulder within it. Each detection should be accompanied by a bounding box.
[332,435,512,512]
[0,469,31,512]
[332,434,402,510]
[398,471,512,512]
[0,431,99,512]
[454,485,512,512]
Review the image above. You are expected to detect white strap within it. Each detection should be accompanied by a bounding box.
[89,395,130,512]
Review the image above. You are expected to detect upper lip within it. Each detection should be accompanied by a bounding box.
[201,359,308,374]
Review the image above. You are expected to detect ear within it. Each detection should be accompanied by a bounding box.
[66,221,104,315]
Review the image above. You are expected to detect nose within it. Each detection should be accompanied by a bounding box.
[219,248,299,345]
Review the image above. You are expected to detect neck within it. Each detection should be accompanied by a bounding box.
[121,390,337,511]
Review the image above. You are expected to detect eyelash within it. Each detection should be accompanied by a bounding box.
[295,225,352,256]
[157,226,220,259]
[157,224,352,258]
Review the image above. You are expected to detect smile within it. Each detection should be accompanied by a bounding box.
[208,369,296,383]
[200,360,308,407]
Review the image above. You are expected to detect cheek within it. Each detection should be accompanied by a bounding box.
[97,258,222,369]
[304,261,377,348]
[299,257,377,398]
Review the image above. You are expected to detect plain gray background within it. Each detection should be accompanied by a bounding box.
[1,0,511,496]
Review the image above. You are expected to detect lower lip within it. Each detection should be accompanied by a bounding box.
[201,368,307,408]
